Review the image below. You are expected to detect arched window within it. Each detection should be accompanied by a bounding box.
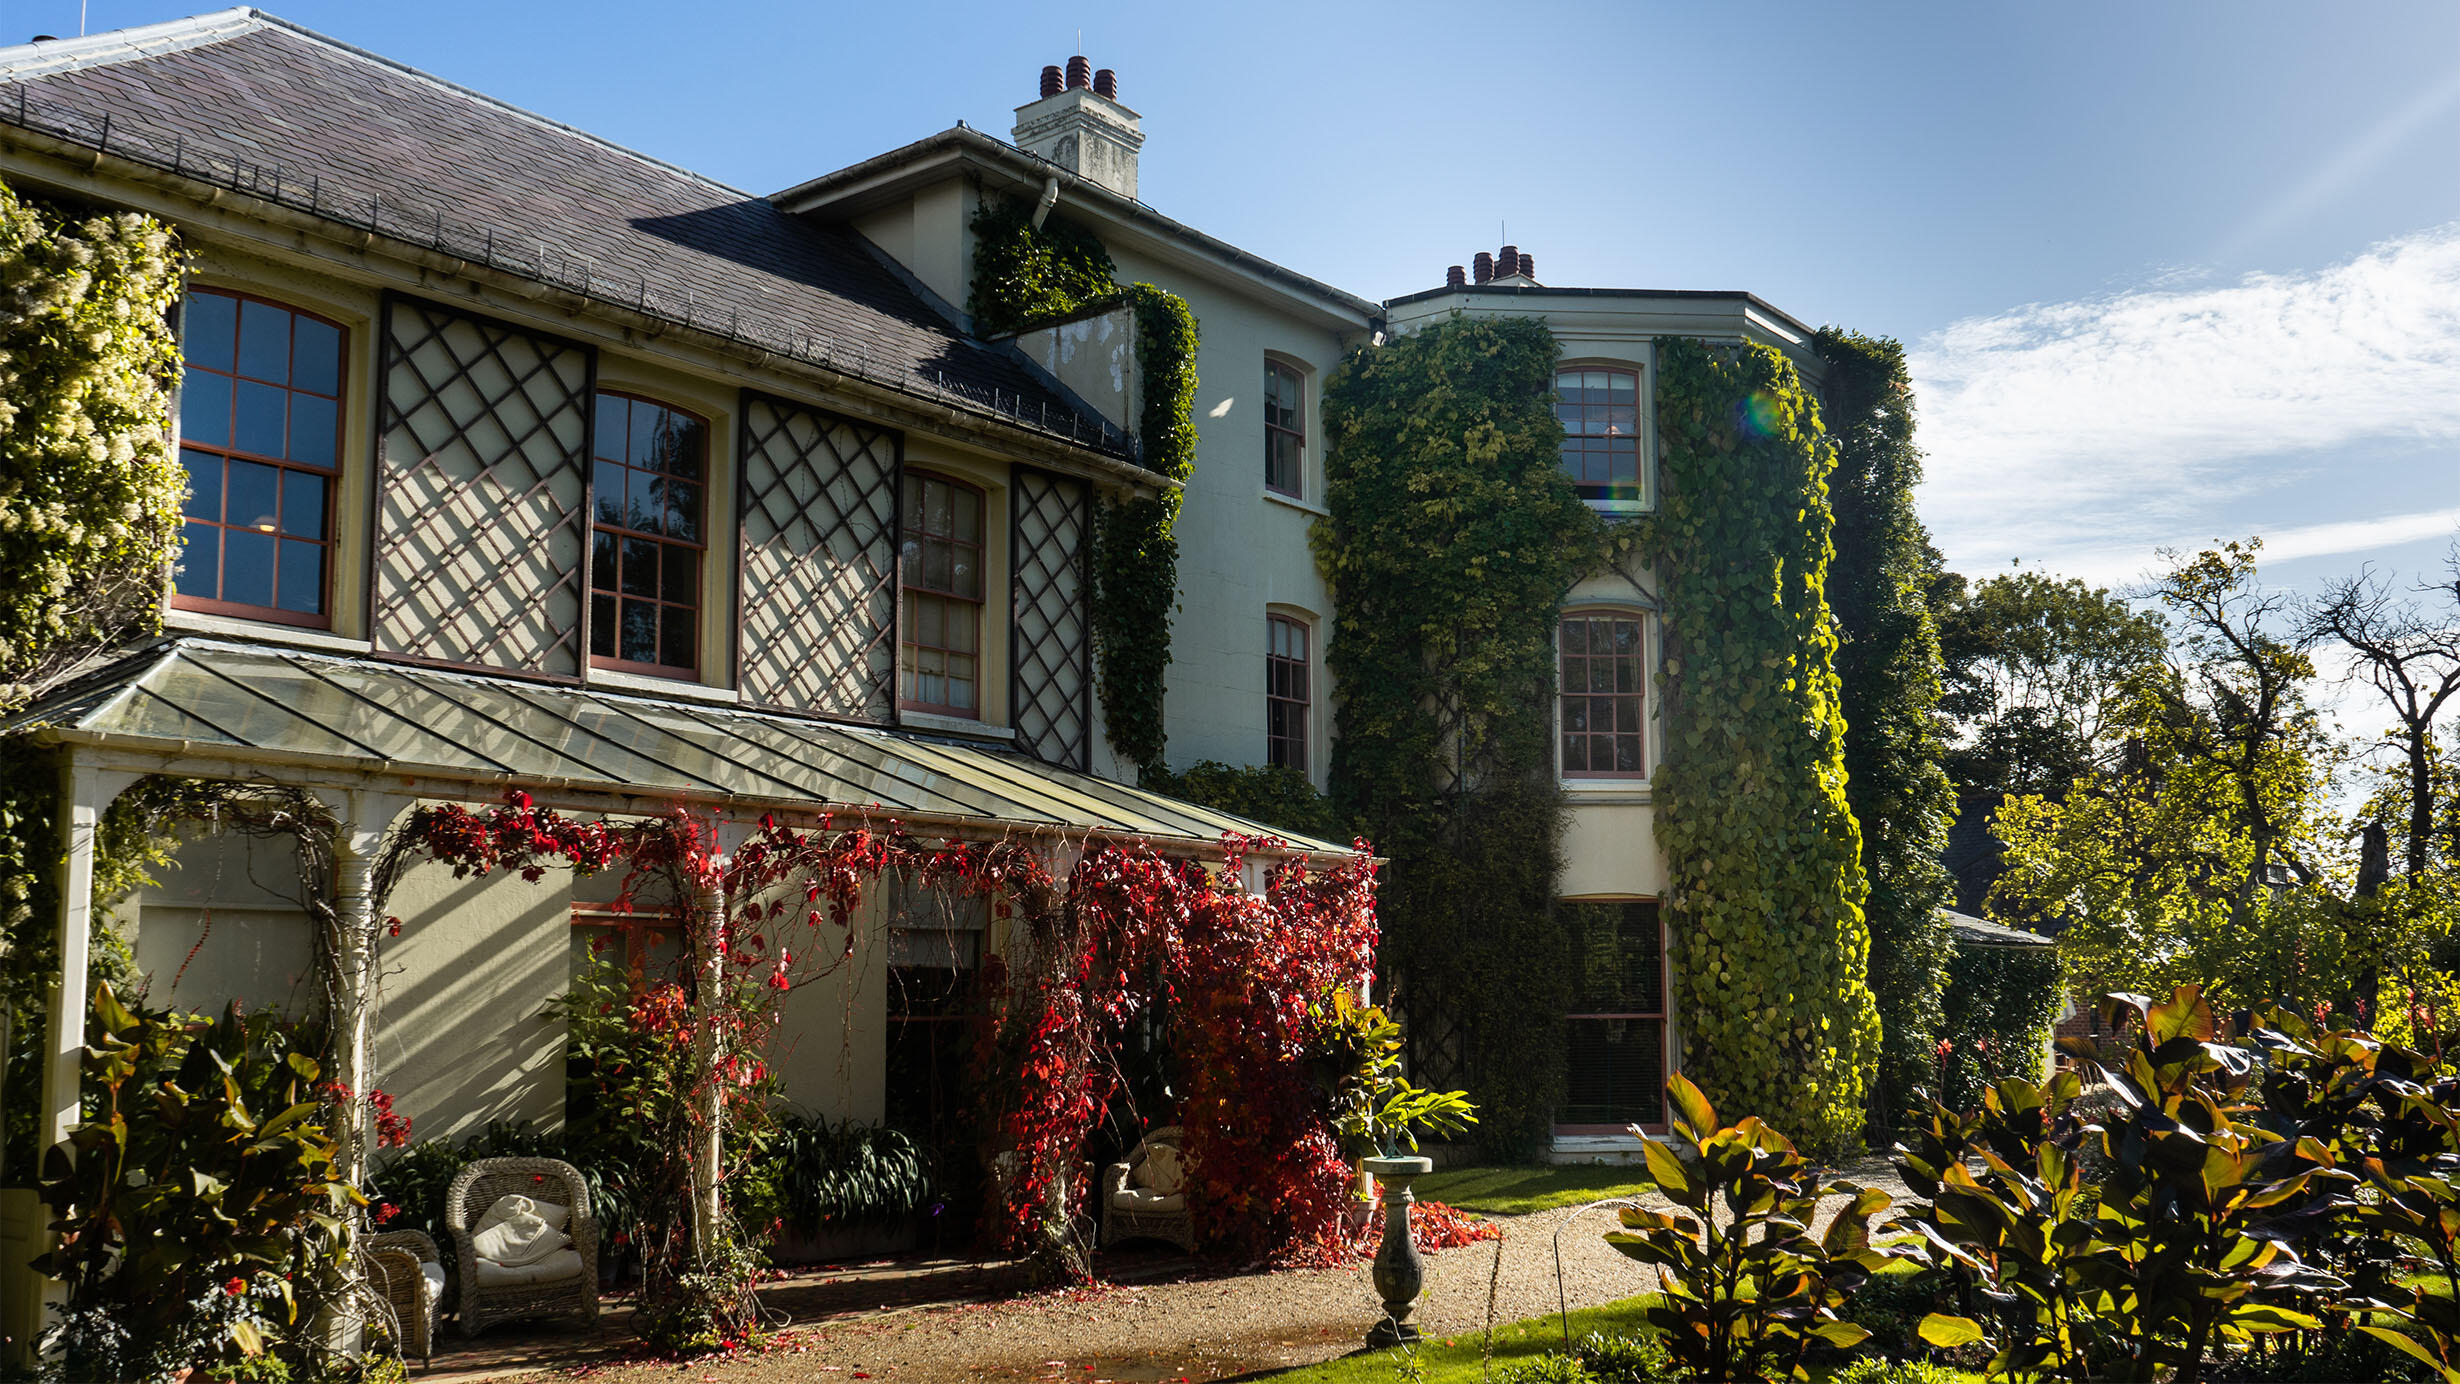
[1560,610,1647,778]
[1267,613,1312,771]
[173,289,346,625]
[900,471,986,717]
[589,392,709,675]
[1554,365,1642,509]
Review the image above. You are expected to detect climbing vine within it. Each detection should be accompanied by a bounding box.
[0,175,188,711]
[1646,335,1878,1153]
[968,198,1197,771]
[1931,939,2061,1110]
[1814,327,1957,1138]
[1315,313,1600,1156]
[1143,760,1344,841]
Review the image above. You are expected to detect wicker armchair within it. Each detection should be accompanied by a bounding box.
[445,1156,599,1338]
[361,1228,444,1363]
[1099,1127,1194,1253]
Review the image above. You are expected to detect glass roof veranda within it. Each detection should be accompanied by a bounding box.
[5,637,1351,856]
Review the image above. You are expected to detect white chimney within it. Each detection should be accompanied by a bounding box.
[1012,59,1143,200]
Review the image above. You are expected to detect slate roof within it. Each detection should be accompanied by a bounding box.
[0,10,1122,457]
[1940,908,2052,950]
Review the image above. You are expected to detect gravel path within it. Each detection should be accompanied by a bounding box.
[510,1158,1910,1384]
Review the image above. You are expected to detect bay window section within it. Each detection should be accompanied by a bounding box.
[172,289,344,626]
[1560,611,1647,778]
[1555,366,1643,510]
[589,392,708,676]
[900,472,985,718]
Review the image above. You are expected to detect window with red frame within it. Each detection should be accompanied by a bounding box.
[1560,612,1647,777]
[173,289,345,625]
[900,472,985,717]
[1267,614,1310,771]
[1555,366,1643,508]
[589,392,708,675]
[1264,359,1304,497]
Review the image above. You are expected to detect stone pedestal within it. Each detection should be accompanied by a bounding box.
[1362,1154,1432,1347]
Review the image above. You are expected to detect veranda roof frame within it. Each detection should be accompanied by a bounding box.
[6,636,1356,859]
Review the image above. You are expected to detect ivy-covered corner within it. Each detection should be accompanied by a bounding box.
[1813,327,1958,1140]
[967,195,1198,774]
[1646,335,1880,1155]
[1316,313,1600,1158]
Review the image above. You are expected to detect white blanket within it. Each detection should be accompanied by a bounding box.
[472,1193,572,1268]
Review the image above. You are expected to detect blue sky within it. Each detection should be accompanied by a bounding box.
[17,0,2459,601]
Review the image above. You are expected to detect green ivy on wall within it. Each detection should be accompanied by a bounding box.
[968,198,1197,770]
[1315,314,1602,1157]
[1646,335,1880,1155]
[1142,760,1344,843]
[1813,328,1958,1138]
[1934,938,2062,1111]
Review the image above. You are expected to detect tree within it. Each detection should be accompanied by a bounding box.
[1813,328,1957,1137]
[2303,548,2460,880]
[0,176,186,709]
[1991,544,2360,1009]
[1933,566,2170,797]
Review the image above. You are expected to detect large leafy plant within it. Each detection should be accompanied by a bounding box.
[35,984,354,1381]
[1306,987,1475,1156]
[1604,1073,1902,1381]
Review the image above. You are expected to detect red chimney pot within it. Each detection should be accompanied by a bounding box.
[1040,65,1064,98]
[1093,68,1117,99]
[1520,254,1535,282]
[1446,265,1466,288]
[1472,252,1493,284]
[1066,56,1092,89]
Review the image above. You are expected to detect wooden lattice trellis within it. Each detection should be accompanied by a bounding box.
[1010,468,1092,769]
[735,393,900,721]
[372,295,593,675]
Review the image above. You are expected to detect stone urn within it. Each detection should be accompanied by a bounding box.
[1362,1154,1433,1347]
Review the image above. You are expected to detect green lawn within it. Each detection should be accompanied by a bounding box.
[1250,1295,1986,1383]
[1411,1164,1657,1217]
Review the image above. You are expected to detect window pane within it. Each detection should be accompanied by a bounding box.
[951,543,978,599]
[1562,736,1587,773]
[659,544,697,603]
[658,605,695,668]
[591,530,617,592]
[620,599,658,663]
[659,477,701,544]
[277,539,324,614]
[594,461,625,527]
[915,594,944,648]
[182,449,222,521]
[287,392,336,467]
[178,521,219,594]
[944,607,975,654]
[662,414,706,478]
[623,467,657,535]
[235,380,286,457]
[180,373,232,447]
[945,654,976,710]
[183,292,236,372]
[923,541,952,591]
[237,300,290,383]
[292,316,341,397]
[223,529,276,607]
[279,470,325,538]
[629,403,663,472]
[227,461,280,532]
[620,538,658,597]
[590,593,617,656]
[952,489,979,543]
[595,394,629,462]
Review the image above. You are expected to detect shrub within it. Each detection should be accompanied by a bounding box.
[34,985,351,1382]
[1603,1073,1905,1381]
[771,1113,934,1235]
[1828,1360,1968,1384]
[1570,1329,1675,1382]
[1494,1353,1599,1384]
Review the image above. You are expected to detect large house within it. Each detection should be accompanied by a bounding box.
[0,9,1849,1333]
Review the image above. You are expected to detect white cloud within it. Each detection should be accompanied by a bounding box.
[2031,506,2460,590]
[1910,224,2460,574]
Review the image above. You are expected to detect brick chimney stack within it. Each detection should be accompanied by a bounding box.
[1013,57,1144,199]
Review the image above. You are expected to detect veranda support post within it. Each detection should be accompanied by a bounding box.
[690,878,725,1259]
[26,756,142,1349]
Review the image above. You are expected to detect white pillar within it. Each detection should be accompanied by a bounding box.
[690,878,726,1259]
[31,757,142,1339]
[315,790,412,1190]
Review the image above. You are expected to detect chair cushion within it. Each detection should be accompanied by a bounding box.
[1112,1186,1185,1213]
[1136,1143,1186,1197]
[477,1194,570,1233]
[472,1247,584,1287]
[419,1261,446,1305]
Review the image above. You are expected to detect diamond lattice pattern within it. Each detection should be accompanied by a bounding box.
[374,298,591,675]
[1011,468,1091,769]
[738,395,898,721]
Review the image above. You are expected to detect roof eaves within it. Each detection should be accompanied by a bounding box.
[1382,283,1820,340]
[773,127,1382,324]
